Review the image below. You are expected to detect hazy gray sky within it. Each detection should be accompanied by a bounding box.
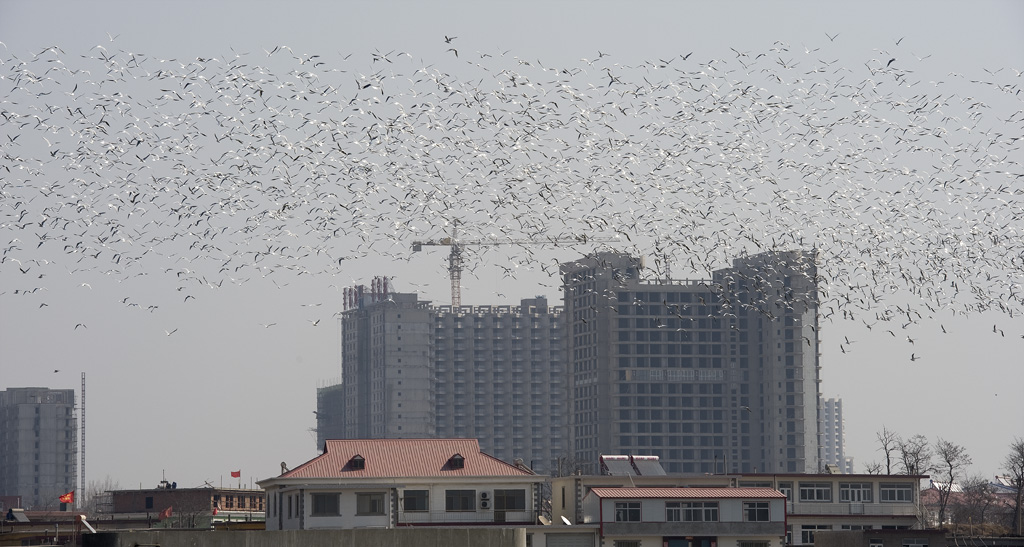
[1,0,1022,493]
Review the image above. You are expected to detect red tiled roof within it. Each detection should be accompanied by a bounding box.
[588,487,786,499]
[280,439,535,479]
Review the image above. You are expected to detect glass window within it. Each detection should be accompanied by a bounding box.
[403,490,428,512]
[356,492,385,515]
[778,482,793,501]
[903,539,929,547]
[744,501,770,522]
[667,501,718,521]
[799,482,833,502]
[494,489,526,511]
[311,493,340,516]
[614,542,640,547]
[801,525,831,544]
[880,483,913,502]
[614,501,641,522]
[446,489,475,512]
[840,482,873,502]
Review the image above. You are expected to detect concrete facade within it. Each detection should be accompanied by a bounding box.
[324,286,567,473]
[340,286,434,439]
[432,297,566,473]
[553,471,925,544]
[820,398,854,474]
[0,387,77,510]
[83,528,525,547]
[560,250,820,475]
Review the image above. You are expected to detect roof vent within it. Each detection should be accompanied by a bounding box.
[448,453,465,470]
[348,454,366,470]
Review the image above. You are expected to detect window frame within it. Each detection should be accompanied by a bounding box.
[355,492,385,516]
[614,501,641,522]
[799,482,833,502]
[801,524,832,545]
[839,482,874,503]
[880,483,914,503]
[666,501,719,522]
[494,489,526,511]
[445,489,476,512]
[403,489,429,512]
[311,492,340,517]
[743,501,770,522]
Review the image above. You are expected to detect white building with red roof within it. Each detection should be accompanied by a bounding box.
[257,438,545,530]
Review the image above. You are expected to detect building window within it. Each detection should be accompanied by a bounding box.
[145,496,153,509]
[446,489,475,512]
[799,482,833,502]
[739,542,770,547]
[801,524,831,544]
[494,489,526,511]
[869,540,883,547]
[839,483,873,502]
[667,501,718,521]
[880,483,913,502]
[403,490,429,512]
[614,542,641,547]
[311,493,340,516]
[778,482,793,501]
[902,539,929,547]
[356,492,385,515]
[743,501,770,522]
[614,501,641,522]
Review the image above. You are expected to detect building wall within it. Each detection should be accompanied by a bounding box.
[433,297,566,473]
[0,387,77,510]
[561,250,820,475]
[341,291,434,439]
[265,479,540,531]
[83,528,526,547]
[327,291,567,474]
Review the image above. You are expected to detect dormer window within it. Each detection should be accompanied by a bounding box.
[349,455,365,470]
[449,453,465,470]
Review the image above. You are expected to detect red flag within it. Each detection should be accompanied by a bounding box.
[59,491,74,504]
[212,507,219,516]
[158,506,173,520]
[230,470,241,478]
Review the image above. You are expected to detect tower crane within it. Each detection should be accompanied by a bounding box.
[412,224,620,307]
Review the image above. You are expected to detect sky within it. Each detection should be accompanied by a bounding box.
[1,0,1022,496]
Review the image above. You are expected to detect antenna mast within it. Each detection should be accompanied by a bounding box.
[80,372,85,509]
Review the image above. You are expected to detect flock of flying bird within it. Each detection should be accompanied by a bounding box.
[1,36,1022,355]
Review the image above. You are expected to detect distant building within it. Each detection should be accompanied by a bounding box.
[432,297,566,473]
[582,486,787,546]
[321,279,567,473]
[553,463,927,545]
[0,387,77,510]
[109,481,265,528]
[258,438,545,530]
[560,250,821,475]
[820,397,854,474]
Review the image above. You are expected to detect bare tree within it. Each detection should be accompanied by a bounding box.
[864,461,884,474]
[80,475,121,515]
[877,426,900,475]
[1005,437,1024,536]
[934,437,973,527]
[898,434,933,475]
[952,474,998,533]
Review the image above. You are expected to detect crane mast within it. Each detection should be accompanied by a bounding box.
[412,224,619,307]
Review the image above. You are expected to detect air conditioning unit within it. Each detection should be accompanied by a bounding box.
[480,500,490,510]
[480,492,489,500]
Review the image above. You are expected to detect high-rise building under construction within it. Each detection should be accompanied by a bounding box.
[321,278,567,473]
[0,387,77,510]
[561,250,821,474]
